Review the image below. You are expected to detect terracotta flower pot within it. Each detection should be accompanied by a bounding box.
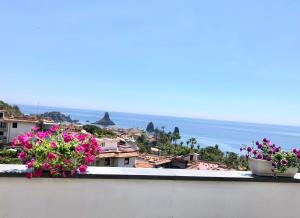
[249,158,298,177]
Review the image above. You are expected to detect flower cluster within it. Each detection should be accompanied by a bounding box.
[240,138,300,174]
[12,125,102,178]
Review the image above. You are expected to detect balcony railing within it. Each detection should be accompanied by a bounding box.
[0,164,299,218]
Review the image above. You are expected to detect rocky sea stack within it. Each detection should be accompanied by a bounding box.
[93,112,115,127]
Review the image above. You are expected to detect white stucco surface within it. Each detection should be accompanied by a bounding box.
[0,174,299,218]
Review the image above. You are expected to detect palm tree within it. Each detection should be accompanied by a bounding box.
[188,138,197,150]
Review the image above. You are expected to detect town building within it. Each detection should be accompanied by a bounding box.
[95,138,138,167]
[0,110,54,145]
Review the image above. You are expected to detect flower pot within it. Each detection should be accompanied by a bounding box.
[249,158,298,177]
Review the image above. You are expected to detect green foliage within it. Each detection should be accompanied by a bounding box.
[146,122,155,133]
[173,127,180,135]
[0,149,17,158]
[0,100,23,117]
[83,125,116,138]
[0,157,21,164]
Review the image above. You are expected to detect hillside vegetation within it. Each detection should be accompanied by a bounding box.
[0,100,23,117]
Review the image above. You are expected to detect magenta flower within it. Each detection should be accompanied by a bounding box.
[18,151,27,160]
[47,152,57,161]
[62,132,72,143]
[18,135,29,145]
[75,145,84,153]
[297,152,300,159]
[266,156,271,161]
[280,159,288,165]
[79,165,87,173]
[247,147,252,153]
[84,153,95,164]
[36,131,45,139]
[27,159,35,168]
[76,133,88,141]
[50,142,57,149]
[257,144,262,149]
[50,125,59,132]
[26,131,34,138]
[240,147,243,152]
[257,154,263,159]
[293,148,298,154]
[253,150,258,156]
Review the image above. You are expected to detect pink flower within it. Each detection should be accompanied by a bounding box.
[71,169,76,176]
[62,132,73,143]
[252,150,258,156]
[11,138,18,147]
[50,169,57,175]
[85,153,95,164]
[293,148,298,154]
[27,159,35,168]
[50,125,59,132]
[50,142,57,149]
[18,151,27,160]
[18,135,29,145]
[32,126,40,131]
[75,146,84,153]
[64,159,71,165]
[42,163,50,170]
[76,133,88,141]
[26,173,33,179]
[79,165,87,173]
[36,131,45,139]
[297,152,300,159]
[26,131,34,138]
[55,165,62,170]
[24,143,33,150]
[47,152,57,161]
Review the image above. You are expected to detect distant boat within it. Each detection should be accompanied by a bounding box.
[93,112,115,127]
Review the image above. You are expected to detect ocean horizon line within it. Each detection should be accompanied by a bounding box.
[17,103,300,129]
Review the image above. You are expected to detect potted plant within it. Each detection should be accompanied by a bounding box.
[240,138,300,177]
[12,124,102,178]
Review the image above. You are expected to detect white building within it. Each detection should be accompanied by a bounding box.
[95,138,138,168]
[0,110,54,145]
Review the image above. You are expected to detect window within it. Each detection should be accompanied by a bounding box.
[124,158,130,165]
[0,113,3,118]
[12,122,18,128]
[104,158,110,166]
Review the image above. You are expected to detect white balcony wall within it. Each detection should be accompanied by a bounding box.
[0,174,299,218]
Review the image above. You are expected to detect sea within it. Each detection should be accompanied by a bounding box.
[19,104,300,153]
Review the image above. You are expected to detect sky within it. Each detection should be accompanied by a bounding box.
[0,0,300,126]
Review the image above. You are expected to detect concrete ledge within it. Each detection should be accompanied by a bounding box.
[1,164,300,183]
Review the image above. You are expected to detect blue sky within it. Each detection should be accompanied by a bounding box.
[0,0,300,126]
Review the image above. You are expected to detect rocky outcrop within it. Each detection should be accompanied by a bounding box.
[93,112,115,126]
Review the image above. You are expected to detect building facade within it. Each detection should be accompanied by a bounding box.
[95,138,138,168]
[0,110,54,145]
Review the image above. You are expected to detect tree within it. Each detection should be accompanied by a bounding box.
[188,138,197,150]
[146,122,155,133]
[173,127,180,135]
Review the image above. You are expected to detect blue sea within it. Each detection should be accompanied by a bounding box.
[19,104,300,153]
